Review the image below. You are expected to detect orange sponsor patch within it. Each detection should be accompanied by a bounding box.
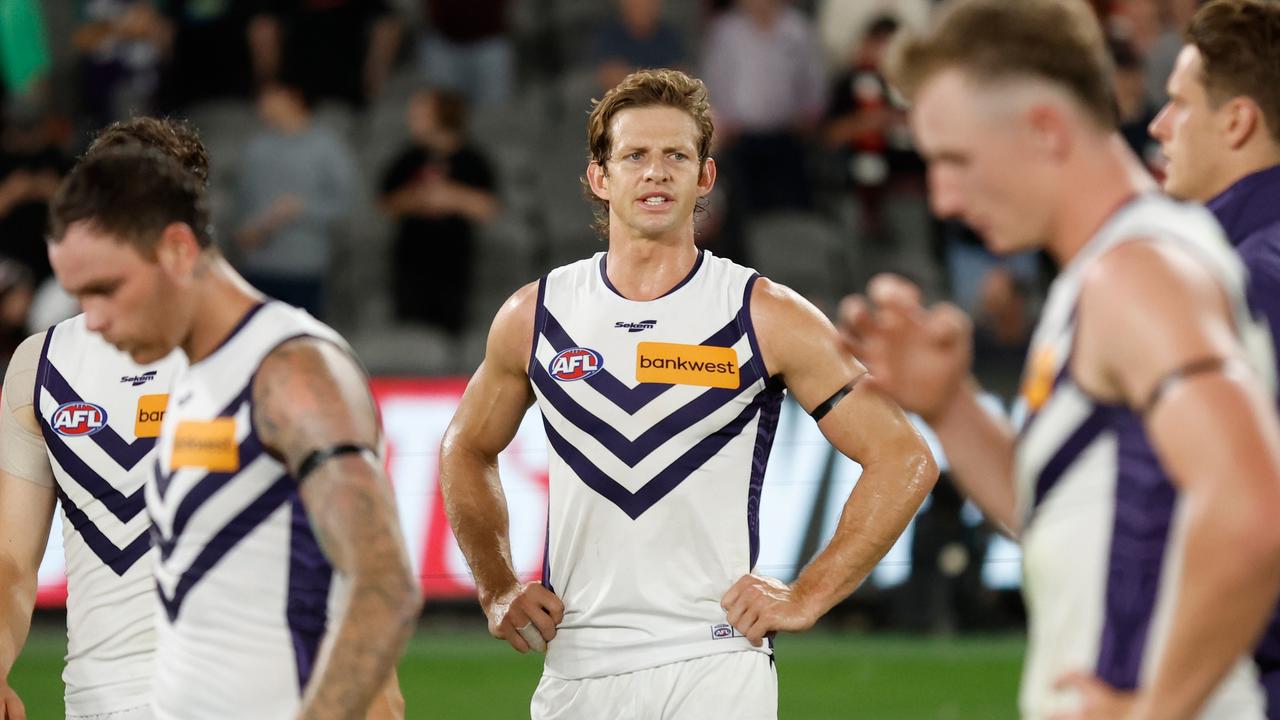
[1020,347,1057,413]
[170,418,238,472]
[635,342,740,389]
[134,394,169,439]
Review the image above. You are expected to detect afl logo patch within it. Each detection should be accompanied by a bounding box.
[549,347,603,382]
[52,402,108,437]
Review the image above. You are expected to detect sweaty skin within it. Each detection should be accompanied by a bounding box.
[440,101,937,657]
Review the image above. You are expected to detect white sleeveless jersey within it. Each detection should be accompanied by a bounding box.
[148,302,350,719]
[531,250,786,679]
[34,314,185,715]
[1015,195,1276,718]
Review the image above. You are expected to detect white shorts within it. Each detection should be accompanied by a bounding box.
[531,650,777,720]
[68,706,152,720]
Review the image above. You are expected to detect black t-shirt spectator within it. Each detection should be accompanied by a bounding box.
[424,0,508,43]
[825,68,925,188]
[163,0,255,107]
[264,0,394,107]
[0,147,71,284]
[380,144,495,334]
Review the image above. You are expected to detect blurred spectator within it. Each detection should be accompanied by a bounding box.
[72,0,172,128]
[1104,0,1187,107]
[28,277,80,334]
[823,16,924,249]
[1110,39,1162,174]
[590,0,688,92]
[0,99,70,284]
[419,0,513,109]
[1143,0,1199,107]
[701,0,827,261]
[942,222,1044,399]
[161,0,255,109]
[815,0,931,72]
[380,89,499,335]
[0,258,34,375]
[250,0,401,109]
[233,81,357,318]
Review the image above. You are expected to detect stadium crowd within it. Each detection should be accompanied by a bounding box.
[0,0,1196,386]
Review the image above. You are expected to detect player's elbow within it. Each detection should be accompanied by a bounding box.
[893,432,940,503]
[1237,489,1280,569]
[909,443,940,501]
[388,561,425,625]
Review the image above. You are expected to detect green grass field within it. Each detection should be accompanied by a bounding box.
[10,621,1024,719]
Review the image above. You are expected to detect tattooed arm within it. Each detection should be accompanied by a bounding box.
[252,338,422,720]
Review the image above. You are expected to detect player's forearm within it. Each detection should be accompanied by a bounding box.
[1135,489,1280,720]
[439,442,520,608]
[0,558,36,679]
[926,381,1020,535]
[296,565,421,720]
[791,438,936,615]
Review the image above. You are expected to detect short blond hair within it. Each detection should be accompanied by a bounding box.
[889,0,1117,129]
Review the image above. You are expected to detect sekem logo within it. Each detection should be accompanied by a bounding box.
[120,370,158,387]
[549,347,604,382]
[52,402,108,437]
[614,320,657,333]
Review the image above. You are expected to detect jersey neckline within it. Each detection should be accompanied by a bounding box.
[598,249,705,302]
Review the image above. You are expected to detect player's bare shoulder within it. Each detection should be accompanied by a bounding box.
[485,280,541,374]
[2,330,50,433]
[748,276,855,383]
[252,336,379,470]
[1076,236,1238,404]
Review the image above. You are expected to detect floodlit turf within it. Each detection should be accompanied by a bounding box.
[10,623,1023,719]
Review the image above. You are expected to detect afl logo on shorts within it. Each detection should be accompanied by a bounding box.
[549,347,603,382]
[51,402,108,437]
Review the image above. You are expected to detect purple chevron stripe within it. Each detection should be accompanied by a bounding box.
[1030,405,1110,513]
[287,495,333,692]
[543,390,769,520]
[55,485,151,576]
[527,277,548,376]
[738,274,771,383]
[42,428,146,523]
[538,311,745,414]
[156,432,268,561]
[600,250,705,300]
[1095,408,1177,690]
[154,381,256,500]
[530,356,762,466]
[747,389,784,569]
[158,473,295,622]
[39,361,157,469]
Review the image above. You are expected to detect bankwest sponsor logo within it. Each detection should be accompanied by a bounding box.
[51,402,108,437]
[170,418,238,472]
[135,394,169,439]
[614,320,657,333]
[120,370,158,387]
[635,342,739,389]
[549,347,604,382]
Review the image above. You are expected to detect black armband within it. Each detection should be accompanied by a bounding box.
[295,443,378,482]
[1141,356,1232,416]
[809,374,867,422]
